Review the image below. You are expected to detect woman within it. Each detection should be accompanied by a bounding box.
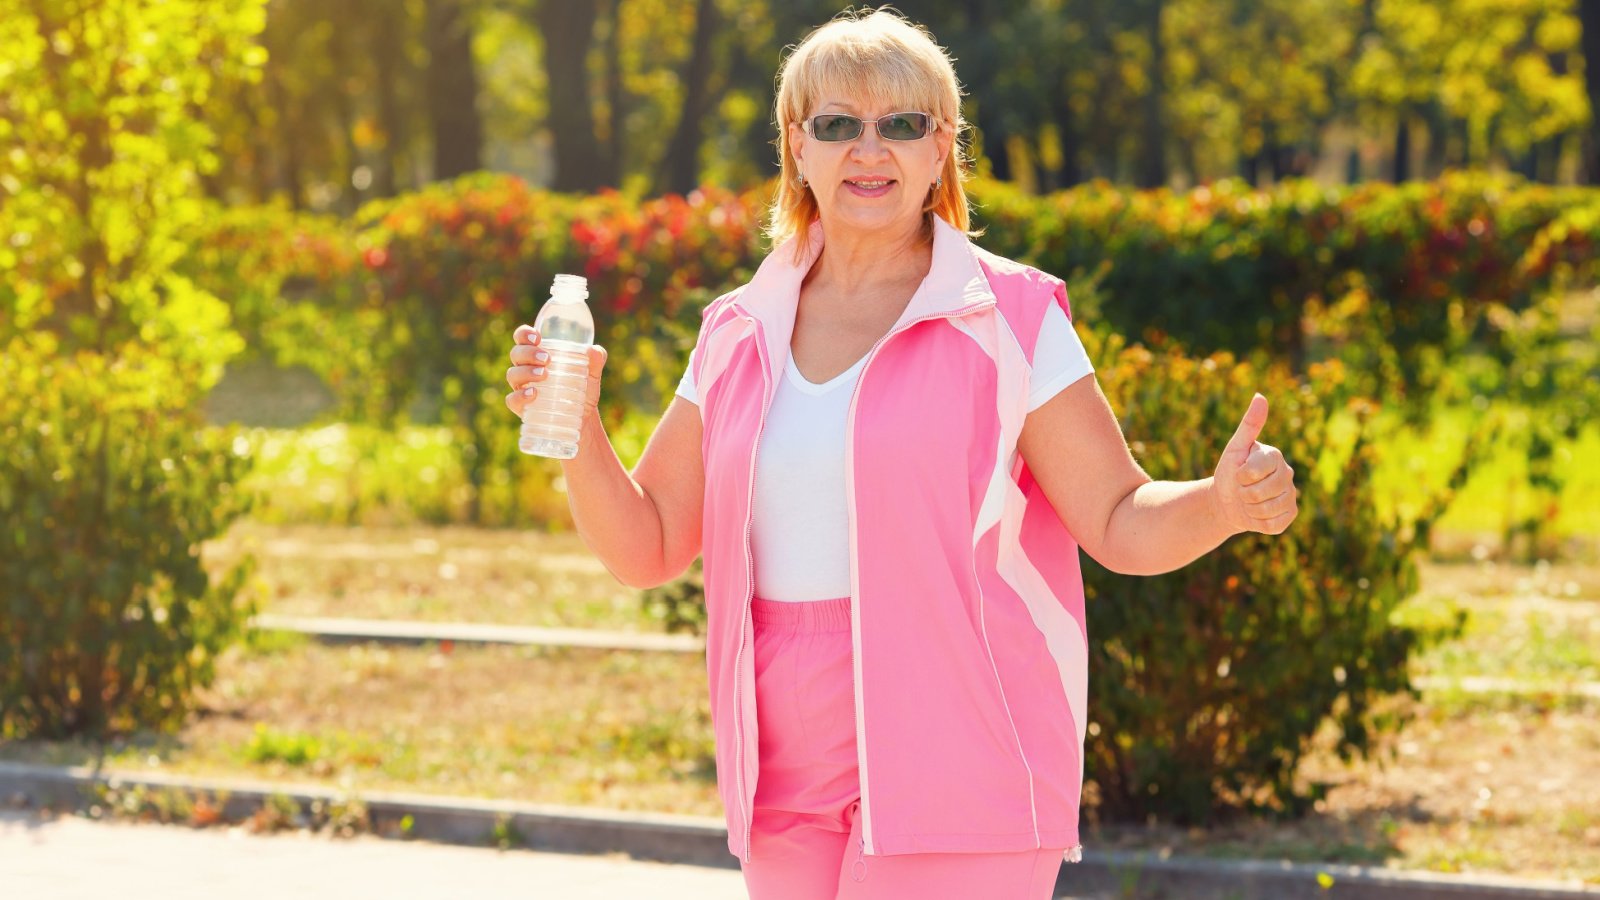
[505,10,1298,899]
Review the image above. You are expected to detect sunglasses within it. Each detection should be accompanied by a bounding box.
[804,112,936,142]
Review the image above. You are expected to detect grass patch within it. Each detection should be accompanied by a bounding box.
[207,521,657,631]
[224,392,1600,560]
[1394,560,1600,685]
[0,641,718,816]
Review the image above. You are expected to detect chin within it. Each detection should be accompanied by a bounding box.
[829,204,921,236]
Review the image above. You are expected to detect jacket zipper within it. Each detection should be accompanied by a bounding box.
[842,301,993,858]
[733,314,772,864]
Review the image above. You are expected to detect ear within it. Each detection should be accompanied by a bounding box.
[787,120,807,171]
[934,121,955,173]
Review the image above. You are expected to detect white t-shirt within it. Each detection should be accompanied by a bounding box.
[676,300,1093,602]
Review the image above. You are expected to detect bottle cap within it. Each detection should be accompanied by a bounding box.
[551,274,589,301]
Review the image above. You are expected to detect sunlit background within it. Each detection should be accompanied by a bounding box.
[1,0,1598,890]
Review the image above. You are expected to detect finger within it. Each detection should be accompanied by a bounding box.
[587,344,608,378]
[1235,448,1286,490]
[1254,508,1297,535]
[1236,445,1281,488]
[1238,472,1285,504]
[513,325,542,346]
[509,344,551,366]
[505,385,536,416]
[1246,489,1297,521]
[506,363,550,390]
[1222,393,1269,470]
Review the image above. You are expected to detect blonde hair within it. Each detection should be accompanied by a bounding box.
[769,7,973,260]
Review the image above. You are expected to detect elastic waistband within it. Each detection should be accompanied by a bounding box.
[751,596,852,633]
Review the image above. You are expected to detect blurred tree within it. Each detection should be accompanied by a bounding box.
[0,0,262,376]
[1351,0,1587,182]
[528,0,616,189]
[86,0,1600,205]
[1134,0,1169,188]
[1168,0,1356,185]
[1580,0,1600,182]
[658,0,719,194]
[428,0,486,180]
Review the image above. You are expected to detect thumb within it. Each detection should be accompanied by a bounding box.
[587,343,608,378]
[1222,393,1269,469]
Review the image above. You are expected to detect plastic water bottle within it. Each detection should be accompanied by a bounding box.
[519,274,594,459]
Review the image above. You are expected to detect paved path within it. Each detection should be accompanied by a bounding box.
[0,810,746,899]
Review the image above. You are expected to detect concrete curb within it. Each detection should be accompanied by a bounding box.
[1,761,1594,899]
[251,614,703,653]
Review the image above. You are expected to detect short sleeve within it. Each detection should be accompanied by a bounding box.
[1025,300,1094,413]
[674,354,699,406]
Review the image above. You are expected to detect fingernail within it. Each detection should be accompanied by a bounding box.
[535,350,549,362]
[531,366,544,376]
[523,386,536,397]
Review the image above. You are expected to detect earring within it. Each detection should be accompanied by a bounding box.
[933,176,943,189]
[797,171,807,187]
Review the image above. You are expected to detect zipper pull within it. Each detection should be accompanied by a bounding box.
[1063,844,1083,864]
[852,836,867,882]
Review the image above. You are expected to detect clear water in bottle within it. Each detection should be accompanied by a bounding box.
[520,274,595,459]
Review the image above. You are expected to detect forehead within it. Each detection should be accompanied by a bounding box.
[815,99,918,115]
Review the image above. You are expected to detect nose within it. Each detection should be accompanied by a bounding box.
[849,123,890,162]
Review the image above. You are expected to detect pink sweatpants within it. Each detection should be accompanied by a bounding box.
[741,596,1066,900]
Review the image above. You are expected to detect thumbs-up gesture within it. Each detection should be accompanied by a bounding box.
[1212,393,1299,536]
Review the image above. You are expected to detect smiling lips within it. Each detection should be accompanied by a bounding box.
[844,178,895,196]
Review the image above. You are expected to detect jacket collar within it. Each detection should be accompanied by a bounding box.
[732,215,998,383]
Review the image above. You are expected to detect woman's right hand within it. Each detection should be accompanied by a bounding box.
[504,325,609,419]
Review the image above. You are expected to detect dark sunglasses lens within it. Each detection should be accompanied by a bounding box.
[813,115,862,142]
[879,113,928,140]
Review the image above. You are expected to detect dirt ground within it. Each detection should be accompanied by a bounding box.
[22,525,1584,885]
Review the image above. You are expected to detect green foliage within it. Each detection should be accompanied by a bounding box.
[641,558,707,635]
[178,203,400,424]
[1349,0,1587,164]
[0,0,266,387]
[203,0,1594,206]
[1077,325,1489,824]
[351,174,764,523]
[0,335,256,739]
[975,172,1599,404]
[244,725,324,767]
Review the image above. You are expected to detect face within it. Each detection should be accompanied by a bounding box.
[788,98,952,243]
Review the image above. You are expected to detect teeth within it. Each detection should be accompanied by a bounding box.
[851,180,888,188]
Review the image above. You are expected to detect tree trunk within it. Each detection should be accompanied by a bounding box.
[1581,0,1600,183]
[329,21,363,212]
[426,0,483,181]
[1136,0,1168,189]
[268,68,304,209]
[533,0,615,191]
[659,0,718,195]
[977,108,1012,182]
[374,4,406,197]
[1241,151,1260,187]
[603,0,626,180]
[1422,109,1448,177]
[1054,100,1084,188]
[1393,117,1411,182]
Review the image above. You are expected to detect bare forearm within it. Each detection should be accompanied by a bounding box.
[1098,478,1240,576]
[557,407,667,588]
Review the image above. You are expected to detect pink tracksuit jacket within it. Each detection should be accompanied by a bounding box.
[691,215,1089,865]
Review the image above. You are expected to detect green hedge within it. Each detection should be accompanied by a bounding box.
[183,174,1598,525]
[0,336,256,739]
[1075,329,1483,823]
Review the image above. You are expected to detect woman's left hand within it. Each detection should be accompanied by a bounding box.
[1211,393,1299,536]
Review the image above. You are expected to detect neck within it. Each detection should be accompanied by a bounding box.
[807,215,931,295]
